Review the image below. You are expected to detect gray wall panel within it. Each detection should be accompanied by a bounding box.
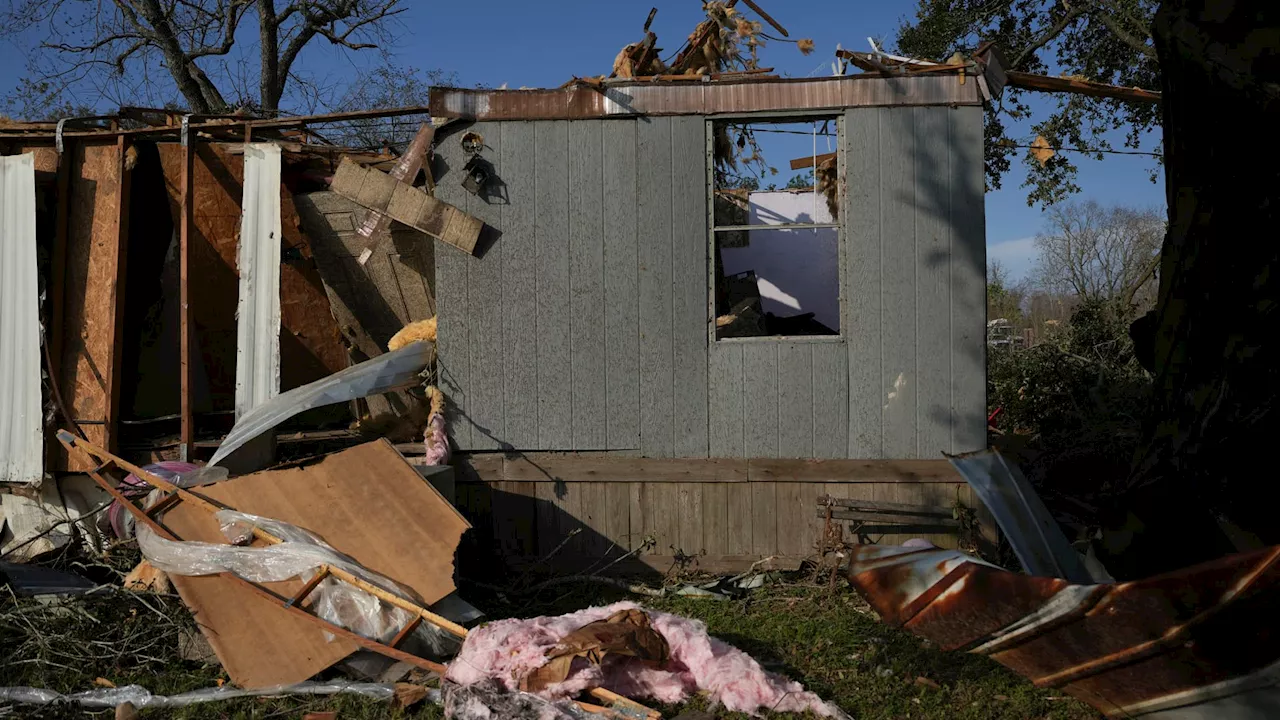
[708,343,744,457]
[603,121,641,450]
[915,106,953,457]
[462,123,505,450]
[671,117,709,458]
[811,342,849,459]
[569,121,607,450]
[637,117,675,457]
[952,106,988,453]
[535,121,572,449]
[845,107,883,458]
[777,343,814,458]
[743,343,779,458]
[881,107,918,458]
[501,122,539,448]
[433,124,474,448]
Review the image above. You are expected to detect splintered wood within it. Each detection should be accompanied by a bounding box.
[330,157,483,256]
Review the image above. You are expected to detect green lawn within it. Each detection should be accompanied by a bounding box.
[0,558,1096,720]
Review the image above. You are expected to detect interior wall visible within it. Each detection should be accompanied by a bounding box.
[719,190,840,331]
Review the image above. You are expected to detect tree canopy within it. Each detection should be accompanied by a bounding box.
[896,0,1162,205]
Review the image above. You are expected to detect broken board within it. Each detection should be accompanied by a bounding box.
[329,158,483,255]
[157,439,470,688]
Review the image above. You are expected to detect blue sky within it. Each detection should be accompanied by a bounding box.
[0,0,1165,280]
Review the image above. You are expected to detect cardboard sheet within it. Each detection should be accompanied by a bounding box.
[158,439,470,688]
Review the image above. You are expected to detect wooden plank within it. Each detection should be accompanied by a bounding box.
[330,158,483,255]
[388,250,435,319]
[951,106,988,453]
[628,482,645,550]
[637,117,675,457]
[677,483,704,555]
[175,137,194,458]
[790,151,837,170]
[535,121,573,449]
[535,480,560,555]
[650,483,682,555]
[725,483,753,554]
[502,122,539,448]
[59,142,124,469]
[577,481,609,557]
[670,116,709,458]
[603,120,641,450]
[604,481,632,554]
[748,457,961,482]
[553,477,584,557]
[461,123,505,450]
[708,345,744,457]
[845,108,883,458]
[105,136,131,453]
[701,483,729,555]
[750,482,777,555]
[569,121,607,450]
[819,496,954,514]
[743,343,779,458]
[915,106,953,457]
[492,481,537,556]
[501,454,748,483]
[881,106,918,458]
[822,508,959,526]
[774,480,807,556]
[777,343,813,458]
[812,343,849,458]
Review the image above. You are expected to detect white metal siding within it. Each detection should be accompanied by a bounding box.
[0,153,43,484]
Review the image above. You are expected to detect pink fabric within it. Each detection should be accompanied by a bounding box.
[445,601,847,718]
[423,413,450,465]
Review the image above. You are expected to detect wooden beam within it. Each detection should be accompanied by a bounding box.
[104,135,132,453]
[789,151,837,170]
[454,453,965,484]
[1004,70,1161,103]
[330,157,483,256]
[739,0,788,37]
[179,134,195,461]
[48,142,72,414]
[355,123,435,265]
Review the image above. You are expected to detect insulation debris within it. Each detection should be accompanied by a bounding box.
[445,601,849,718]
[388,316,437,351]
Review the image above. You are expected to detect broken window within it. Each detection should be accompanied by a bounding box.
[711,118,841,340]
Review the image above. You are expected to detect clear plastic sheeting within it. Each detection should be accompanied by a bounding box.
[442,681,599,720]
[0,680,413,709]
[136,509,457,655]
[209,341,434,467]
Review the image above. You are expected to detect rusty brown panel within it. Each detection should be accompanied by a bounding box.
[903,565,1068,651]
[158,143,346,405]
[429,75,980,120]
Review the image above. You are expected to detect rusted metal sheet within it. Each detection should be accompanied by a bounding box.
[430,75,981,121]
[846,544,1280,718]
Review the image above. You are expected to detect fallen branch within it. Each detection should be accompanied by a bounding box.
[525,575,665,598]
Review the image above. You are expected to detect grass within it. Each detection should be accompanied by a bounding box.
[0,552,1097,719]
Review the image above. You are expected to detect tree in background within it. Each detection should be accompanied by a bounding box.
[896,0,1161,205]
[1032,200,1163,311]
[2,0,412,117]
[986,260,1026,325]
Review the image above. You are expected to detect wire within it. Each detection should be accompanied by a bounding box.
[1005,142,1163,158]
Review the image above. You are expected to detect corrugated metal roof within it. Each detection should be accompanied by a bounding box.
[0,153,43,485]
[233,143,283,420]
[430,74,981,121]
[846,544,1280,718]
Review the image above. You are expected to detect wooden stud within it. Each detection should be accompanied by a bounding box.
[104,134,132,453]
[285,567,330,608]
[389,615,423,649]
[179,133,195,461]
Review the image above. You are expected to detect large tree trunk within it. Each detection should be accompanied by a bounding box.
[1103,0,1280,578]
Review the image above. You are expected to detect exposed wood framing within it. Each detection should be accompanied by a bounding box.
[356,123,435,265]
[789,151,837,170]
[105,135,132,453]
[179,135,195,460]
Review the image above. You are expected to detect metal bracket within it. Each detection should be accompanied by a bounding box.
[180,114,193,147]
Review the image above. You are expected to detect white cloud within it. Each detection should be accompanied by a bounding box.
[988,236,1038,282]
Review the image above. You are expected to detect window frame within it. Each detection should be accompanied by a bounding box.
[706,113,846,345]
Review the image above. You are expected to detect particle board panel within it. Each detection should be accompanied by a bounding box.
[569,121,607,450]
[157,440,469,688]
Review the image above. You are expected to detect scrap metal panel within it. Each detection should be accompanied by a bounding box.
[0,153,41,484]
[234,143,283,418]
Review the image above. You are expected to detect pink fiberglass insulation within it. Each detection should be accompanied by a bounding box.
[445,601,848,718]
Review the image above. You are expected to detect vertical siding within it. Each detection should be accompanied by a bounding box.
[436,108,984,459]
[569,122,607,450]
[670,117,710,458]
[603,121,641,450]
[915,106,954,456]
[952,106,988,452]
[501,122,539,448]
[846,108,883,458]
[465,125,505,450]
[535,122,572,449]
[637,117,675,457]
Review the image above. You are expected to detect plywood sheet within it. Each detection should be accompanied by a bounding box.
[157,143,347,407]
[159,440,470,688]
